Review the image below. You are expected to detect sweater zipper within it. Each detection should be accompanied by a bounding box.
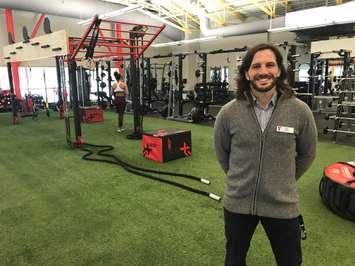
[250,106,264,215]
[252,136,264,215]
[250,95,281,215]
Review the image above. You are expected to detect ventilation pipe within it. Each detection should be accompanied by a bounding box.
[199,14,285,37]
[0,0,122,19]
[198,1,355,38]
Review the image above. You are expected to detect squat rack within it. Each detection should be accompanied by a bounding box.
[146,46,247,122]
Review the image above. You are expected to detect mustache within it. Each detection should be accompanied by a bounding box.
[254,74,274,80]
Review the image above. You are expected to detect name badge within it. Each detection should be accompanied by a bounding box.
[276,125,294,134]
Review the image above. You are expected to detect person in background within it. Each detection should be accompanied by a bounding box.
[112,71,129,133]
[214,43,317,266]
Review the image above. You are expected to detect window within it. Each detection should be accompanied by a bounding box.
[222,66,229,82]
[0,66,70,103]
[298,64,310,82]
[0,67,10,90]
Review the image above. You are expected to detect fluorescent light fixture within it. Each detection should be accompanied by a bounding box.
[151,36,220,48]
[78,5,141,25]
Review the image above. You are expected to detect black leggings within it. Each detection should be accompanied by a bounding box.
[224,208,302,266]
[115,97,126,128]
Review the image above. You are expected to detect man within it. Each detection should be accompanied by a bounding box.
[214,43,317,266]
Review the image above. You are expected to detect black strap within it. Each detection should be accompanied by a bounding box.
[298,215,307,240]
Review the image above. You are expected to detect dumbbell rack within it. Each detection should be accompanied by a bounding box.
[323,49,355,142]
[324,89,355,142]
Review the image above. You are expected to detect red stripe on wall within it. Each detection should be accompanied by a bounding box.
[4,9,21,99]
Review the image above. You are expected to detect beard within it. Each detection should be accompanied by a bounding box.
[250,74,277,93]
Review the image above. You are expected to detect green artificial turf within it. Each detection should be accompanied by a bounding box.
[0,111,354,266]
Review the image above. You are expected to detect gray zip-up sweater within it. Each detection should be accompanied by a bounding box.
[214,93,317,219]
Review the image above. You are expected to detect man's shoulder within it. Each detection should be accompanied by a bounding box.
[282,95,309,108]
[217,99,250,122]
[281,96,313,117]
[221,98,249,110]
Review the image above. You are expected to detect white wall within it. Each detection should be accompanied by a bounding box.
[145,31,303,91]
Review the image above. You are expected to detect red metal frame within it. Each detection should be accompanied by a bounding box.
[4,9,21,99]
[68,16,166,62]
[4,11,46,99]
[30,14,46,38]
[115,23,123,74]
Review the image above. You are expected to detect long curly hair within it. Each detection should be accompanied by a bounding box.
[236,43,294,100]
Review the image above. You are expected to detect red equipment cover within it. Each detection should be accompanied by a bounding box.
[323,162,355,188]
[80,106,104,123]
[142,129,192,163]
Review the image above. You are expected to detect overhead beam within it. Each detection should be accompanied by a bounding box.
[250,0,275,17]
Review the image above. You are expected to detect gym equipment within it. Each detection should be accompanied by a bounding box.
[0,90,12,112]
[145,55,182,117]
[77,142,221,201]
[278,42,307,89]
[6,62,20,124]
[146,47,246,123]
[19,95,39,119]
[55,56,65,118]
[80,106,103,123]
[67,16,165,144]
[319,162,355,221]
[142,129,191,163]
[321,52,355,142]
[43,17,52,34]
[22,26,30,43]
[94,60,112,109]
[42,69,50,117]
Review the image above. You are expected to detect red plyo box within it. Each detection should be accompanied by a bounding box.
[80,106,103,123]
[142,129,192,163]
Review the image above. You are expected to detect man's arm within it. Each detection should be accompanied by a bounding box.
[214,110,231,174]
[295,105,318,179]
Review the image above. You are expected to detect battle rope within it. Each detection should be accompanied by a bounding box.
[79,142,221,201]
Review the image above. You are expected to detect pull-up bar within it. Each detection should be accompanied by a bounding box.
[68,15,165,62]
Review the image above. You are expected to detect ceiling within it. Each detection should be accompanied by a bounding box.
[0,0,354,42]
[102,0,353,33]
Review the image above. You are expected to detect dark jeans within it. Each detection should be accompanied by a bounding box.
[224,208,302,266]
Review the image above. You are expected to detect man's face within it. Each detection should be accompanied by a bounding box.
[245,49,281,93]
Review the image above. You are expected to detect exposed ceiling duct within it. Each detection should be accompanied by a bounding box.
[0,0,183,41]
[0,0,120,20]
[198,1,355,39]
[199,14,285,38]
